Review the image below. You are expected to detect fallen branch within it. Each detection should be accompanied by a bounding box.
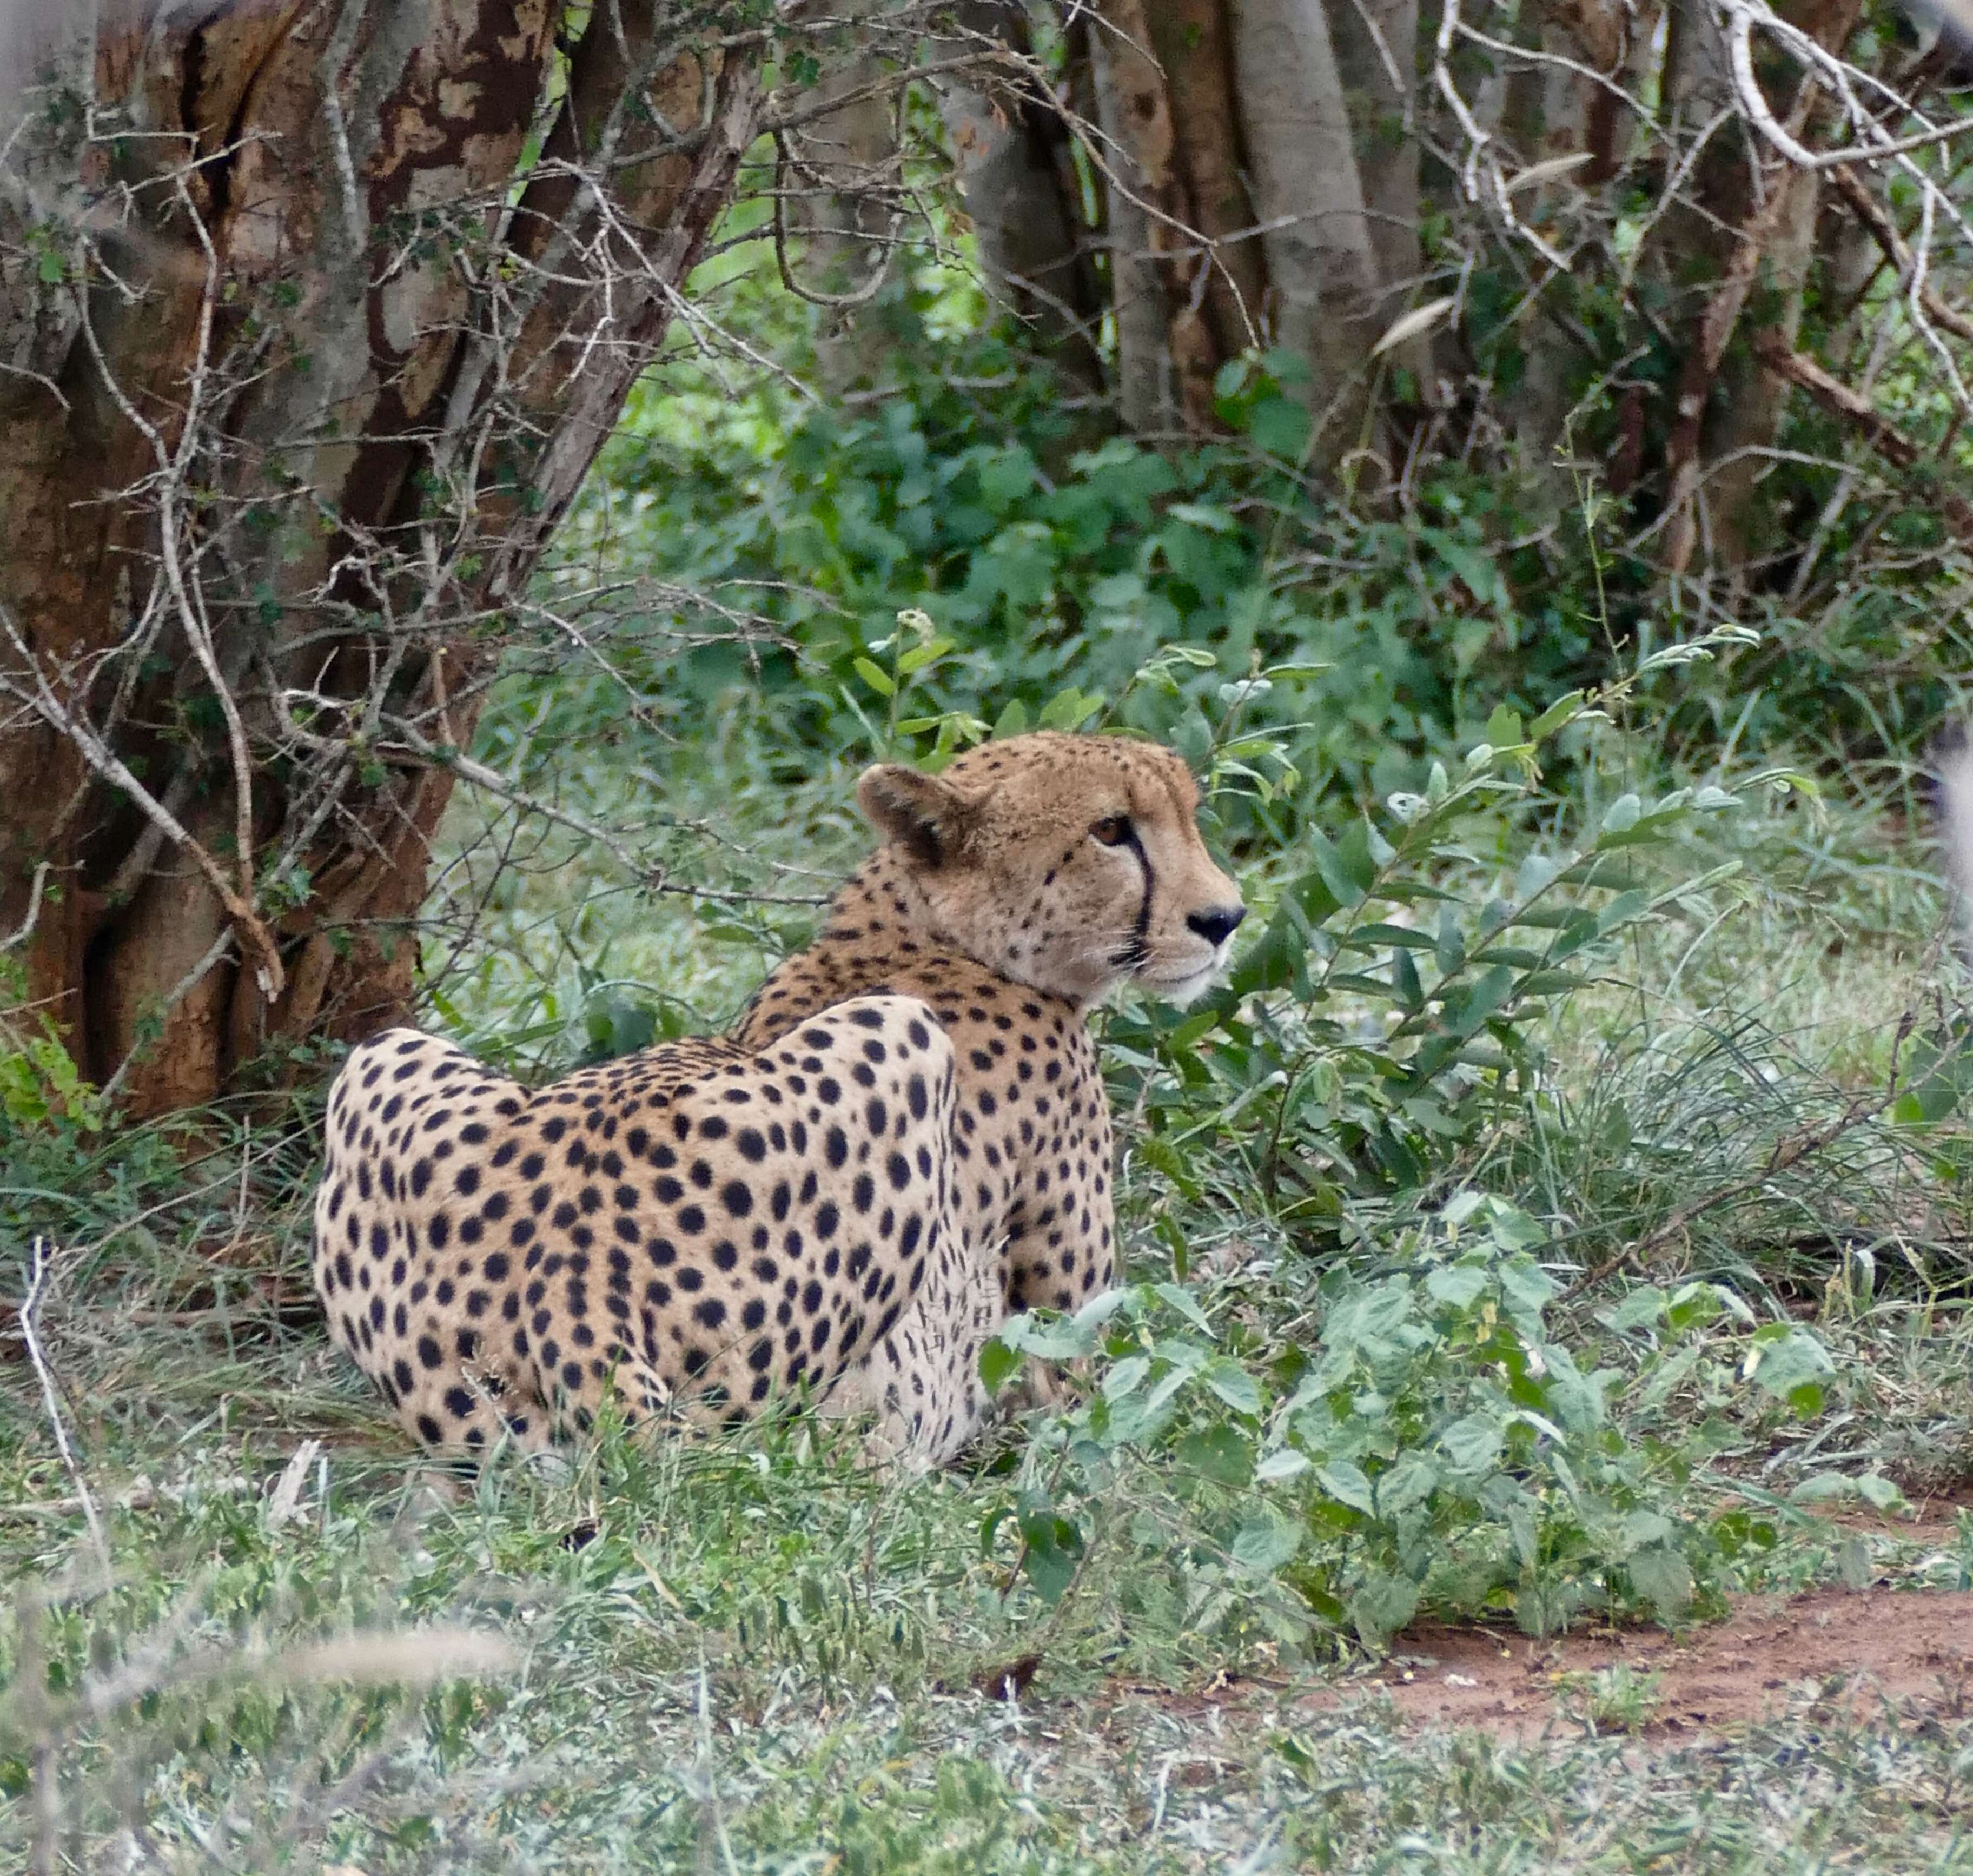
[1828,163,1973,347]
[1752,334,1973,549]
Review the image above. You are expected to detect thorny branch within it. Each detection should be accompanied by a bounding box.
[0,1,997,1098]
[2,0,1971,1101]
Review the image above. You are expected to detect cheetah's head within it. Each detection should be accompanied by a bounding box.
[857,731,1246,1008]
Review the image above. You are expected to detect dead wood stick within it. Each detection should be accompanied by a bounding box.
[1829,164,1973,347]
[1753,332,1973,549]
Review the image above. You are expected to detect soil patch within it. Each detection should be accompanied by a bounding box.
[1330,1588,1973,1741]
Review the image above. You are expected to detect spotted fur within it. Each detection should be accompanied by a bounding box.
[732,732,1245,1428]
[312,997,989,1461]
[312,731,1243,1467]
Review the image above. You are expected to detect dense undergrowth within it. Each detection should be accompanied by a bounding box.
[10,261,1973,1867]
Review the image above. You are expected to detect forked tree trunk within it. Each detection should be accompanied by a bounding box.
[933,0,1106,389]
[0,1,759,1116]
[1231,0,1386,464]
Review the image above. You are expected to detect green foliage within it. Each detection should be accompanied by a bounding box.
[983,1195,1878,1651]
[0,964,102,1138]
[570,299,1640,824]
[1109,637,1776,1228]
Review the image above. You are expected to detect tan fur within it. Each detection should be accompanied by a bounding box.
[1939,737,1973,956]
[733,731,1244,1335]
[312,731,1243,1467]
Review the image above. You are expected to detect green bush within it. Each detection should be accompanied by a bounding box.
[985,1203,1860,1650]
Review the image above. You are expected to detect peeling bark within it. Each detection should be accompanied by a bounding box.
[0,1,761,1115]
[1144,0,1263,365]
[1089,0,1184,429]
[1229,0,1384,463]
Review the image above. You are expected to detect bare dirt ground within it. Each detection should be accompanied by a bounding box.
[1322,1587,1973,1740]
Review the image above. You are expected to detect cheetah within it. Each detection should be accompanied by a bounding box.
[313,999,985,1459]
[312,730,1244,1465]
[732,731,1244,1430]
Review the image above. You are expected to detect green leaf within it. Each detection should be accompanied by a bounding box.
[1232,1511,1305,1573]
[1425,1264,1491,1311]
[1746,1325,1833,1410]
[1625,1546,1694,1619]
[1348,1572,1420,1650]
[1857,1472,1908,1513]
[1375,1452,1439,1517]
[1610,1285,1668,1332]
[991,698,1029,739]
[1315,1459,1378,1515]
[1255,1447,1312,1481]
[1438,1413,1505,1475]
[1449,966,1514,1037]
[1103,1355,1150,1400]
[1152,1281,1212,1332]
[1619,1509,1678,1554]
[1016,1496,1085,1602]
[1527,690,1585,740]
[1789,1473,1857,1503]
[1176,1424,1253,1485]
[1246,396,1312,460]
[998,1312,1094,1361]
[1495,1256,1557,1315]
[852,656,896,698]
[1483,704,1524,751]
[979,1338,1024,1395]
[1202,1358,1262,1415]
[895,636,955,675]
[1038,688,1102,731]
[1599,793,1641,837]
[1167,501,1239,533]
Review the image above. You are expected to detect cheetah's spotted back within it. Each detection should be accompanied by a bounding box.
[313,995,990,1461]
[313,730,1243,1467]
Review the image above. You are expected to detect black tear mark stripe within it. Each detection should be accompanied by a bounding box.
[1120,825,1155,968]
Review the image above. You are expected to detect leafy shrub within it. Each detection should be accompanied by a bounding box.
[1107,634,1774,1232]
[958,642,1889,1652]
[0,962,102,1137]
[987,1194,1883,1653]
[552,286,1634,826]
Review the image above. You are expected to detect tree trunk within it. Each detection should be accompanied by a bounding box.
[933,0,1106,389]
[1144,0,1265,367]
[0,1,760,1117]
[1656,0,1863,574]
[1229,0,1386,467]
[783,0,908,393]
[1089,0,1186,429]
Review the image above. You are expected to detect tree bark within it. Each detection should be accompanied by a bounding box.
[1657,0,1863,574]
[783,0,906,393]
[1143,0,1264,367]
[1089,0,1186,429]
[1328,0,1421,303]
[934,0,1105,388]
[0,1,760,1116]
[1229,0,1385,466]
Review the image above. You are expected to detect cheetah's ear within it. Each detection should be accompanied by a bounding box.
[857,764,981,868]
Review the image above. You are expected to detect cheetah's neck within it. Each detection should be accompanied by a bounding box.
[732,847,1077,1045]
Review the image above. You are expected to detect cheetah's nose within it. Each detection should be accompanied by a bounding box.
[1187,904,1247,949]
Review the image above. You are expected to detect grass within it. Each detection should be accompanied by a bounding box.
[11,715,1973,1868]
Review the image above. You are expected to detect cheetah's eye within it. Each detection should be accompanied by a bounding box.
[1090,815,1133,847]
